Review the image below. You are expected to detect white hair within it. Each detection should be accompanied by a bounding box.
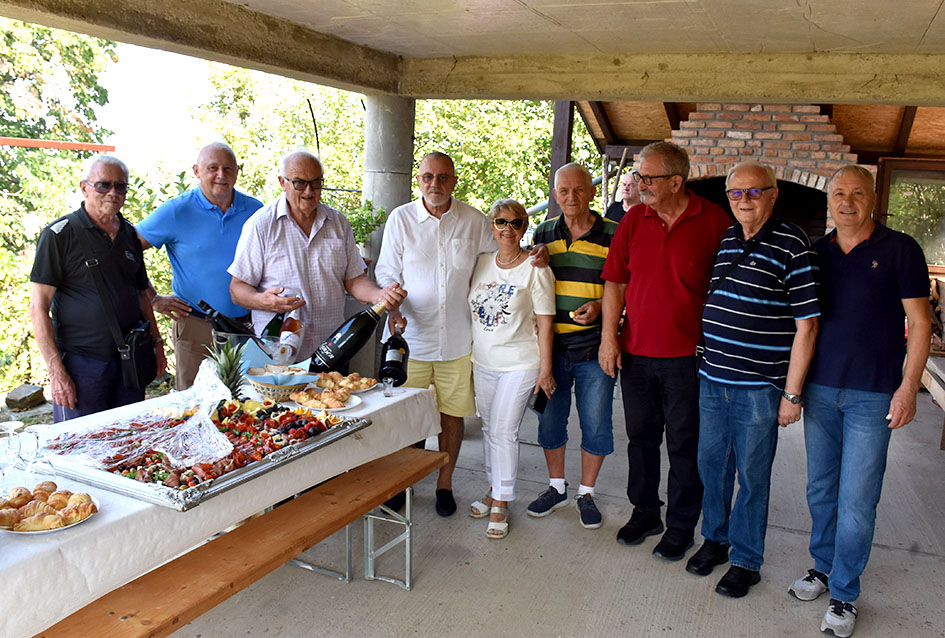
[553,162,593,188]
[726,161,777,189]
[82,155,128,181]
[279,149,322,177]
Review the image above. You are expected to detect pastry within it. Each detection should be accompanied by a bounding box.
[7,487,31,508]
[0,498,12,510]
[67,493,93,507]
[47,490,73,510]
[14,512,64,531]
[59,502,97,525]
[31,489,51,502]
[18,500,57,517]
[33,480,57,494]
[0,508,20,528]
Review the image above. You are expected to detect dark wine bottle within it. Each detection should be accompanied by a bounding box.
[309,301,387,372]
[198,301,260,348]
[261,312,285,338]
[378,326,409,395]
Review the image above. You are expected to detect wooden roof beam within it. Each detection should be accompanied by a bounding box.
[664,102,682,130]
[893,106,918,157]
[588,102,616,147]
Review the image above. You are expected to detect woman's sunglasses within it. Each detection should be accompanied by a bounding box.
[493,218,527,231]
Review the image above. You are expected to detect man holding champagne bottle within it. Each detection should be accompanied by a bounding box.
[228,150,405,362]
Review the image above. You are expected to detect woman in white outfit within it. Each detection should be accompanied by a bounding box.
[467,198,556,539]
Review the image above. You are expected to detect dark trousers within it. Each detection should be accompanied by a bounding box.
[53,352,144,422]
[620,353,702,532]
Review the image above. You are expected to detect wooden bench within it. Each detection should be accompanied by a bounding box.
[37,447,448,638]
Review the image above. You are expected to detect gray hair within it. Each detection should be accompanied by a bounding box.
[639,141,690,183]
[827,164,875,192]
[280,149,322,177]
[82,154,128,181]
[197,141,237,164]
[488,198,528,222]
[553,162,593,188]
[726,161,777,189]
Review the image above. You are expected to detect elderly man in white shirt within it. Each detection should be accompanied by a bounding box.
[229,150,405,360]
[376,152,493,516]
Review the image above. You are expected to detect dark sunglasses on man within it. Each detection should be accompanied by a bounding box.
[493,218,527,231]
[725,186,774,201]
[89,181,129,194]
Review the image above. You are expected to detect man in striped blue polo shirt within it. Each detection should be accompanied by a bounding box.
[687,161,820,598]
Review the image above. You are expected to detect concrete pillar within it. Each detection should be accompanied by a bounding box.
[345,93,415,377]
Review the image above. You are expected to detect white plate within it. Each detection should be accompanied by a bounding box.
[0,495,100,535]
[349,383,379,394]
[324,395,363,412]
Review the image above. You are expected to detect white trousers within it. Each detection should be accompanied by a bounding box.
[473,364,539,502]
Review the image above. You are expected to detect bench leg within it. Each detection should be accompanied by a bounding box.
[289,523,352,583]
[363,486,414,591]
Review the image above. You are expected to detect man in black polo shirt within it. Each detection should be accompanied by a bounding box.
[688,161,819,598]
[29,155,166,421]
[788,165,930,638]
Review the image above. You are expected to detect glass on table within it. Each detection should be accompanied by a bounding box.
[0,421,23,482]
[17,425,57,480]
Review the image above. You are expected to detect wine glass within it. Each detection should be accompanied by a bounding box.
[18,426,57,479]
[0,421,22,482]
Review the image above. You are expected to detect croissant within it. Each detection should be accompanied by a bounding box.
[7,487,31,508]
[0,508,21,528]
[18,500,57,517]
[59,502,97,525]
[14,512,64,531]
[0,498,11,510]
[47,490,73,510]
[31,489,51,502]
[67,492,93,507]
[33,481,57,494]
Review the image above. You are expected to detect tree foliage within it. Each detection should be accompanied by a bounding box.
[886,179,945,265]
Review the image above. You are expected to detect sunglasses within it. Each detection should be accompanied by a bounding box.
[725,186,774,200]
[493,218,527,231]
[288,178,324,191]
[89,181,129,194]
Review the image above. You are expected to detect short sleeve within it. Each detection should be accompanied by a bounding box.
[30,226,64,287]
[136,198,177,249]
[227,216,265,286]
[339,214,367,280]
[783,226,820,320]
[601,217,630,283]
[896,233,929,300]
[531,265,557,315]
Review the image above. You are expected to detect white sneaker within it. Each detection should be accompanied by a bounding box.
[821,598,857,637]
[789,568,829,601]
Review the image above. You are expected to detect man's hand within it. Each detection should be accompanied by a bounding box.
[152,295,192,320]
[598,333,622,378]
[887,384,918,429]
[154,342,168,378]
[260,287,306,313]
[528,243,550,268]
[571,300,601,325]
[49,363,76,410]
[387,309,407,334]
[777,397,802,427]
[535,370,556,397]
[376,282,407,312]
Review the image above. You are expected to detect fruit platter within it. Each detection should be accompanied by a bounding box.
[37,365,371,511]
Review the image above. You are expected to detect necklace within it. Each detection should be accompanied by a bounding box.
[495,249,524,266]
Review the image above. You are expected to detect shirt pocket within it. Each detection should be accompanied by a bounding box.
[448,238,479,279]
[312,238,348,281]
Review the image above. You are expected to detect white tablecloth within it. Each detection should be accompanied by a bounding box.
[0,387,438,638]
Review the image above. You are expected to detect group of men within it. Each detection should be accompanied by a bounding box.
[30,139,927,638]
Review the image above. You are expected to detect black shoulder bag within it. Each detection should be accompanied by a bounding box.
[696,235,761,362]
[74,217,157,391]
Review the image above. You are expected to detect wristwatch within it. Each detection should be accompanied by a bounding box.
[781,391,803,405]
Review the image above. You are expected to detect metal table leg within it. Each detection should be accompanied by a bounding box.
[363,486,414,590]
[289,523,352,583]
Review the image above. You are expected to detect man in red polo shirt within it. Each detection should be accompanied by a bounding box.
[600,141,730,560]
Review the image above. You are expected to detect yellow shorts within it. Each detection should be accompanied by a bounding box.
[406,354,475,417]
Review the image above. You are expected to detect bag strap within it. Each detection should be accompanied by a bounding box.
[73,215,133,361]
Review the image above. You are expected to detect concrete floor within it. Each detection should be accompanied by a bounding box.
[173,387,945,638]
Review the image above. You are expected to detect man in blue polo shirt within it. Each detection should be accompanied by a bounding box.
[788,165,930,638]
[137,142,263,389]
[688,161,819,598]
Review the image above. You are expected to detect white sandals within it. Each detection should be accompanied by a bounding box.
[486,506,509,539]
[469,496,492,518]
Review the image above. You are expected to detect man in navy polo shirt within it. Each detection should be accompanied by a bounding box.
[137,142,263,389]
[687,161,820,599]
[788,165,930,638]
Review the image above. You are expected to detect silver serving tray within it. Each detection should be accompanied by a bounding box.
[46,417,372,511]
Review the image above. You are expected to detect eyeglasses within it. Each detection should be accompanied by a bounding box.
[89,181,129,194]
[725,186,774,201]
[630,170,675,186]
[287,178,324,191]
[493,218,527,231]
[418,173,454,184]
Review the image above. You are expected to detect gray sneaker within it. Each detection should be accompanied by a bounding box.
[575,493,603,529]
[789,568,829,601]
[821,598,857,637]
[527,484,569,517]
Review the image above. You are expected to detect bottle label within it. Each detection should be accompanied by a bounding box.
[384,349,404,364]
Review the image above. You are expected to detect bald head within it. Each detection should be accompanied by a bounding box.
[279,150,324,218]
[193,142,239,209]
[553,163,596,219]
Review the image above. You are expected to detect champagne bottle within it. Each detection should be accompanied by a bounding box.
[378,326,409,396]
[309,301,387,372]
[198,301,261,348]
[261,312,284,338]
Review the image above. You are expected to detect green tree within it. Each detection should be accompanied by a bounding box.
[887,180,945,265]
[0,19,116,390]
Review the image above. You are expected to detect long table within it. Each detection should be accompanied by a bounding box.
[1,387,439,638]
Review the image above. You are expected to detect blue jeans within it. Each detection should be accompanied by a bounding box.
[53,352,145,422]
[698,378,780,571]
[537,346,615,456]
[803,382,893,603]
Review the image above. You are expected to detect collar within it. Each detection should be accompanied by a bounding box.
[826,222,889,251]
[553,209,603,239]
[73,203,125,232]
[195,187,244,215]
[734,214,779,243]
[415,197,453,222]
[641,189,704,223]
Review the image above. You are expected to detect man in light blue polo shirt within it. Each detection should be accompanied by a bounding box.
[138,142,263,389]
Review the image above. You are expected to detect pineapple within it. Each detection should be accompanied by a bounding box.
[205,338,248,399]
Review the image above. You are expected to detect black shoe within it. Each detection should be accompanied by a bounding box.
[686,540,730,576]
[715,566,761,598]
[652,528,694,561]
[383,491,406,512]
[435,489,456,517]
[616,510,664,546]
